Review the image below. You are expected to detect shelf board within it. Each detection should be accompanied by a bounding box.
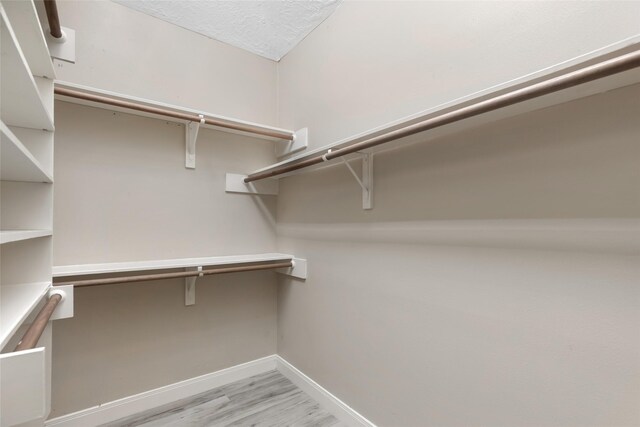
[0,7,54,131]
[0,230,52,245]
[1,0,55,79]
[0,281,50,349]
[53,253,295,278]
[1,121,52,183]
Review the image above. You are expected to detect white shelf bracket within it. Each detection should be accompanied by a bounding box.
[341,153,373,210]
[184,266,202,306]
[276,127,309,158]
[185,115,204,169]
[276,258,307,280]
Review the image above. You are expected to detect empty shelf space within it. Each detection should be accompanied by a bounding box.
[1,0,55,79]
[53,253,295,277]
[1,121,52,183]
[0,281,50,349]
[0,8,54,131]
[0,229,52,245]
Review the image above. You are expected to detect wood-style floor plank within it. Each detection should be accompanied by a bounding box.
[103,371,342,427]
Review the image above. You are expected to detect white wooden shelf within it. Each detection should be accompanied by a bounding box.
[53,253,297,277]
[0,281,50,349]
[0,229,52,245]
[0,0,55,79]
[0,7,54,131]
[1,121,53,183]
[0,3,58,424]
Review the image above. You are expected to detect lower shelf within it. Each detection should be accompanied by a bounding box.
[0,282,50,350]
[52,253,296,277]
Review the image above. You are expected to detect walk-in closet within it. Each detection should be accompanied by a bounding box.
[1,1,639,426]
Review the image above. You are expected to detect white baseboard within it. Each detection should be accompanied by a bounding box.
[45,355,278,427]
[275,356,376,427]
[45,354,375,427]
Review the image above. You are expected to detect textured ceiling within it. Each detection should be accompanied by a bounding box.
[113,0,341,61]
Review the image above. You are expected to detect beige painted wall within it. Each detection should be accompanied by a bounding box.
[276,2,640,426]
[50,1,280,417]
[51,105,280,418]
[50,0,640,423]
[278,1,640,151]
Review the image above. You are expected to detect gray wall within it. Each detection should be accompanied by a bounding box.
[275,2,640,426]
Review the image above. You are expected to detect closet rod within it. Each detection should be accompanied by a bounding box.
[244,48,640,183]
[43,0,62,39]
[14,294,62,352]
[55,261,293,288]
[54,87,296,141]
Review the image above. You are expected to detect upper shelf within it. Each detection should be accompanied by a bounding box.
[52,253,296,278]
[0,0,55,79]
[248,37,640,181]
[0,7,54,131]
[1,121,53,183]
[54,81,295,142]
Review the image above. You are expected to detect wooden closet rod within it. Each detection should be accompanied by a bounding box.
[54,87,296,141]
[14,294,62,352]
[54,261,293,288]
[43,0,62,39]
[244,48,640,183]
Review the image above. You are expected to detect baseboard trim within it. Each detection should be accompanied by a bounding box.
[45,354,375,427]
[45,355,278,427]
[275,355,376,427]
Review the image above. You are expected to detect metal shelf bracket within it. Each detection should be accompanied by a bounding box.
[185,115,205,169]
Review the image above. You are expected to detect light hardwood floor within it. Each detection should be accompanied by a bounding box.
[102,370,344,426]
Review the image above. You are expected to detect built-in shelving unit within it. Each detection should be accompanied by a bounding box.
[0,1,61,425]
